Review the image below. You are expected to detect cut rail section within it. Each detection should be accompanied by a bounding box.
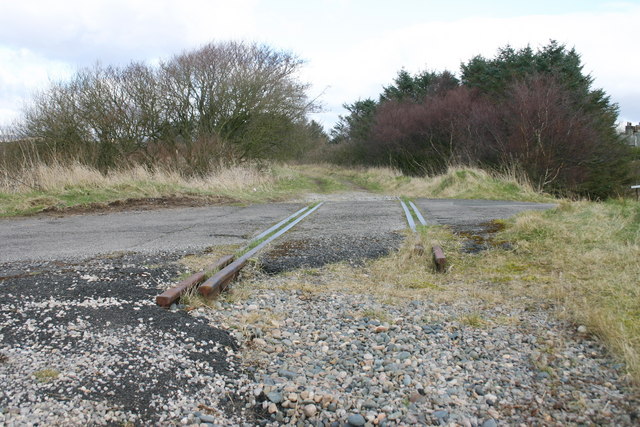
[399,197,447,272]
[156,203,321,307]
[199,202,325,298]
[155,255,234,308]
[432,245,447,272]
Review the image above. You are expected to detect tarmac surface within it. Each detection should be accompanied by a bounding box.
[0,196,555,263]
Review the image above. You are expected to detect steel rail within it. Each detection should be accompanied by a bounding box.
[155,254,234,308]
[408,201,427,226]
[199,202,325,297]
[249,206,310,244]
[399,198,416,232]
[156,204,315,307]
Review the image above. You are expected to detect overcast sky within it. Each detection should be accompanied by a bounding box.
[1,0,639,130]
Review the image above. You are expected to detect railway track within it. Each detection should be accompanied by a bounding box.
[156,198,446,306]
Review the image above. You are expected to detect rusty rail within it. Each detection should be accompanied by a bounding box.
[199,202,324,297]
[156,254,234,308]
[156,204,319,307]
[432,245,447,272]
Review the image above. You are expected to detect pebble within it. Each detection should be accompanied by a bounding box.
[347,413,366,426]
[303,404,317,417]
[266,392,283,404]
[481,418,498,427]
[198,288,640,426]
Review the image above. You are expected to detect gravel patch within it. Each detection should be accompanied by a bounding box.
[200,288,640,426]
[260,198,406,274]
[0,253,258,425]
[260,235,404,274]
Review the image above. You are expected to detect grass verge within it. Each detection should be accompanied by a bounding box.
[290,164,555,202]
[0,162,553,217]
[0,163,345,217]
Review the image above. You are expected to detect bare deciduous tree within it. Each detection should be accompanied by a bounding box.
[18,41,317,172]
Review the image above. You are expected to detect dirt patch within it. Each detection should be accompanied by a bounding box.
[454,220,512,254]
[37,195,238,217]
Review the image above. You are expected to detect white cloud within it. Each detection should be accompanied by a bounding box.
[1,1,639,128]
[0,0,258,63]
[0,47,72,126]
[304,4,640,128]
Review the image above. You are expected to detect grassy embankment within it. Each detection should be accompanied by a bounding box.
[0,162,551,217]
[0,162,346,217]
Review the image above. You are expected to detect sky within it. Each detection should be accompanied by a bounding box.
[1,0,639,130]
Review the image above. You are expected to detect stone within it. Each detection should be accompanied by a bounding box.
[403,375,412,386]
[267,392,283,404]
[485,394,498,405]
[252,338,267,347]
[199,414,216,423]
[433,410,449,420]
[303,404,317,417]
[363,400,377,409]
[481,418,497,427]
[278,369,297,380]
[409,392,425,403]
[347,413,366,426]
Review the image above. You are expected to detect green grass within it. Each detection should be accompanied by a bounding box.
[290,164,554,202]
[34,368,60,382]
[1,163,555,217]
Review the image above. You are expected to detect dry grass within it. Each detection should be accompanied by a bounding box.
[33,368,60,383]
[0,162,320,216]
[398,167,552,202]
[291,164,553,202]
[1,162,276,193]
[0,162,552,217]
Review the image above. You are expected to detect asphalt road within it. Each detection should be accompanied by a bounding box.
[0,196,556,263]
[0,203,304,262]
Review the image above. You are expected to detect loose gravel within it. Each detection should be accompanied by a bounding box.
[200,286,640,426]
[3,252,639,426]
[0,253,257,426]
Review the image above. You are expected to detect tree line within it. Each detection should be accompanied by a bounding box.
[11,41,324,175]
[330,41,632,199]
